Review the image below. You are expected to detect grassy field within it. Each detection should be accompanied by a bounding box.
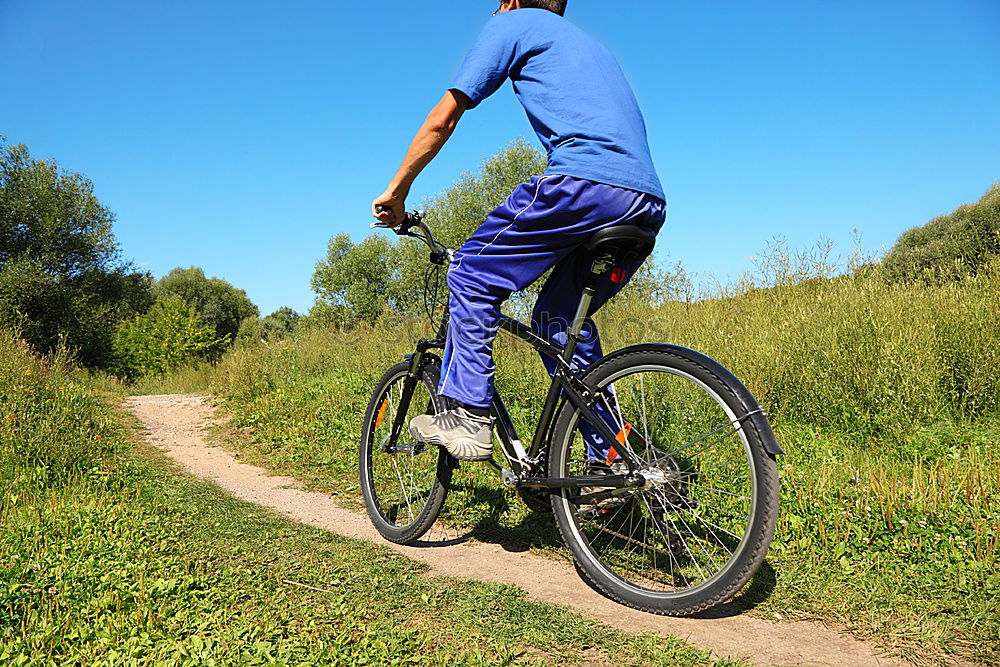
[0,332,745,666]
[200,262,1000,666]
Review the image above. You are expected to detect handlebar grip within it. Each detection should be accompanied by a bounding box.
[374,205,419,231]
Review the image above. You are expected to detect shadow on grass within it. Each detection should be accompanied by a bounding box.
[403,474,780,618]
[405,480,565,553]
[469,505,564,553]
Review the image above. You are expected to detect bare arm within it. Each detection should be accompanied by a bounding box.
[372,90,469,226]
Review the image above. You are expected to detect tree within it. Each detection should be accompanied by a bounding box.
[311,233,395,324]
[263,306,301,335]
[153,267,259,341]
[112,296,227,379]
[882,183,1000,283]
[310,139,547,324]
[235,306,301,345]
[0,137,153,367]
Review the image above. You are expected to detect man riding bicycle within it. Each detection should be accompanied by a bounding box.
[372,0,665,463]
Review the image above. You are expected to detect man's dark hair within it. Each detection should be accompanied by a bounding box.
[517,0,568,16]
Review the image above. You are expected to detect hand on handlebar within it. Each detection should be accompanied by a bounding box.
[373,207,409,230]
[372,192,406,227]
[369,206,444,260]
[372,205,423,232]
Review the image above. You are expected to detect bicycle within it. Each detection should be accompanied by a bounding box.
[359,209,783,616]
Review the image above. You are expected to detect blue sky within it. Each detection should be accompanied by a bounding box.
[2,0,998,315]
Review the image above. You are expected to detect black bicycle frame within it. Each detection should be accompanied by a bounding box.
[374,213,645,490]
[386,285,643,492]
[492,311,639,490]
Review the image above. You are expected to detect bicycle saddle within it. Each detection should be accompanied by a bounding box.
[584,224,657,259]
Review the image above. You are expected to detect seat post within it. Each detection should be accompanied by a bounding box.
[561,249,615,365]
[562,285,595,365]
[559,223,656,366]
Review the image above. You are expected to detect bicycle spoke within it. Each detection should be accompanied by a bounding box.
[669,496,743,542]
[640,372,649,449]
[657,489,735,557]
[581,515,677,561]
[643,492,712,577]
[390,456,415,523]
[682,479,750,501]
[655,419,741,463]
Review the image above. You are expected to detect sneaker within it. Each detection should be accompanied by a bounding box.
[409,407,493,462]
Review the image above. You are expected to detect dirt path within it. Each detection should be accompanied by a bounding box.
[124,394,911,667]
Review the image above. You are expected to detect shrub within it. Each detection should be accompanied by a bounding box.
[0,331,123,495]
[883,183,1000,282]
[112,296,227,379]
[153,267,259,340]
[235,307,302,345]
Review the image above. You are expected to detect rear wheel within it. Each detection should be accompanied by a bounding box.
[548,346,779,616]
[359,361,452,544]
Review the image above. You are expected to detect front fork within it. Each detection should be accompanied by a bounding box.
[383,338,444,453]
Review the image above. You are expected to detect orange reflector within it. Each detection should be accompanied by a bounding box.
[374,399,388,430]
[606,423,632,465]
[610,267,627,283]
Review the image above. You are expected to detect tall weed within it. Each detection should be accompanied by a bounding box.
[598,258,1000,440]
[0,333,124,500]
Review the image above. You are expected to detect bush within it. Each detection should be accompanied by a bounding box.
[112,296,227,379]
[0,331,123,496]
[235,307,302,345]
[883,183,1000,282]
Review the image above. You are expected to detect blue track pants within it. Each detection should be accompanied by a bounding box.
[438,174,665,457]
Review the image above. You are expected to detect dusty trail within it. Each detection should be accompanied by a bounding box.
[124,394,912,667]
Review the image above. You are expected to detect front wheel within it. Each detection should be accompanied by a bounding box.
[359,360,452,544]
[548,345,780,616]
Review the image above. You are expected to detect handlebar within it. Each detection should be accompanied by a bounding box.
[371,207,450,265]
[372,205,422,231]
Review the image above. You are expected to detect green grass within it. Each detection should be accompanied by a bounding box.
[768,422,999,663]
[197,263,1000,666]
[1,331,742,666]
[87,361,216,397]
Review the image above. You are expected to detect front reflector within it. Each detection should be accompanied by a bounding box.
[374,399,388,430]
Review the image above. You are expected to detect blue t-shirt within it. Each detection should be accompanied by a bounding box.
[451,9,664,201]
